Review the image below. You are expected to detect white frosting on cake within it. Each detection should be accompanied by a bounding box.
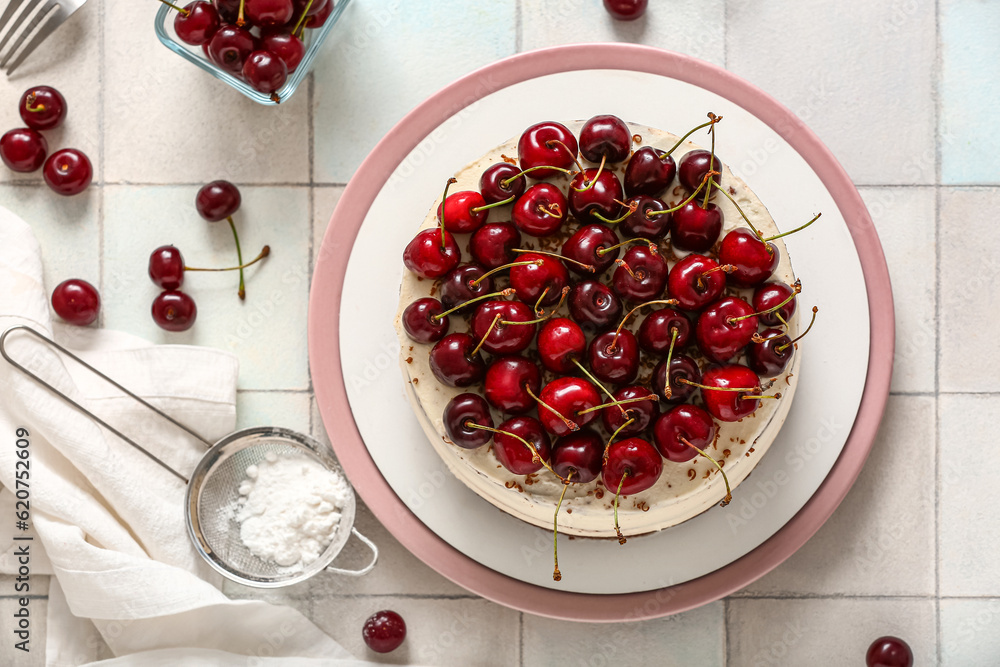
[395,121,800,538]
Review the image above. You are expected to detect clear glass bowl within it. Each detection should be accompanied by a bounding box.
[154,0,352,106]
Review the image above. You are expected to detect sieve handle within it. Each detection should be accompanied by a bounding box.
[324,527,379,577]
[0,325,217,484]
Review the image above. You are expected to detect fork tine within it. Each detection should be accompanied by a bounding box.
[0,0,30,54]
[0,0,41,58]
[3,4,61,74]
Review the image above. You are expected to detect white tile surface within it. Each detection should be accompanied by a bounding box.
[940,598,1000,666]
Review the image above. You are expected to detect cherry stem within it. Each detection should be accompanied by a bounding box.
[464,422,566,482]
[500,165,573,188]
[662,327,679,399]
[185,245,270,272]
[437,178,457,249]
[613,470,629,545]
[431,288,515,320]
[470,260,541,287]
[778,306,818,352]
[763,212,822,242]
[702,122,718,209]
[511,248,593,272]
[709,178,764,240]
[572,154,606,193]
[470,314,501,357]
[526,385,578,433]
[292,0,314,36]
[502,287,570,325]
[158,0,190,15]
[544,139,584,173]
[602,418,636,467]
[591,201,638,225]
[236,0,246,25]
[24,93,45,113]
[702,264,737,277]
[576,394,657,417]
[552,470,573,582]
[677,377,782,401]
[536,202,564,219]
[224,216,248,300]
[596,237,657,257]
[663,112,722,157]
[532,287,550,316]
[646,172,716,216]
[570,358,621,414]
[614,258,638,281]
[727,279,801,324]
[611,298,679,350]
[679,437,732,506]
[471,194,516,212]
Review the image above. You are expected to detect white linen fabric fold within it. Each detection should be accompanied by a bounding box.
[0,206,374,665]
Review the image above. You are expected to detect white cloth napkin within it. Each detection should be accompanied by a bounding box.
[0,206,374,665]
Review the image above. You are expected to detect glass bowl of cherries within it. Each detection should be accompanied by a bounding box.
[154,0,351,105]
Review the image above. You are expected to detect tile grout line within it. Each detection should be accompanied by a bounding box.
[933,0,943,660]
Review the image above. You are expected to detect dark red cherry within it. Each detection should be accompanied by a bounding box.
[174,1,220,46]
[302,0,333,28]
[0,128,47,172]
[619,195,670,240]
[292,0,329,17]
[401,297,449,344]
[602,437,662,495]
[677,149,722,191]
[19,86,67,130]
[719,228,779,287]
[696,296,758,363]
[637,307,691,355]
[243,50,287,95]
[671,201,722,252]
[402,228,460,279]
[443,393,493,449]
[537,377,601,436]
[667,253,727,311]
[152,290,197,332]
[51,279,100,326]
[587,329,640,385]
[362,610,406,654]
[512,183,567,237]
[537,317,586,373]
[601,385,658,437]
[438,264,493,311]
[551,429,603,483]
[245,0,293,27]
[479,162,526,204]
[865,636,913,667]
[213,0,240,21]
[470,221,521,270]
[611,245,668,302]
[651,354,701,403]
[471,300,536,355]
[261,30,305,71]
[148,245,186,290]
[43,149,92,196]
[429,333,485,387]
[494,416,551,475]
[624,146,674,197]
[753,281,797,326]
[439,190,488,234]
[567,280,623,330]
[579,114,631,163]
[746,328,792,377]
[652,404,716,462]
[196,180,241,221]
[700,364,762,422]
[603,0,647,20]
[484,356,541,414]
[508,252,568,307]
[207,25,257,74]
[561,223,619,275]
[568,168,624,223]
[517,121,578,179]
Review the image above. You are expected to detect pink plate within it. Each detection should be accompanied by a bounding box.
[309,44,893,621]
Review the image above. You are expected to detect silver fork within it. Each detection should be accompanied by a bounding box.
[0,0,86,75]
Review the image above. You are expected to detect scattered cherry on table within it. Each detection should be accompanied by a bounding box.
[51,279,100,326]
[19,85,66,130]
[362,610,406,654]
[866,635,913,667]
[0,128,47,173]
[603,0,647,20]
[43,148,92,196]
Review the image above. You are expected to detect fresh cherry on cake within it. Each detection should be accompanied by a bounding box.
[568,168,624,224]
[151,290,197,332]
[612,245,668,302]
[567,280,623,330]
[439,189,491,234]
[0,128,47,173]
[537,317,586,373]
[623,146,674,197]
[511,182,567,237]
[244,0,293,27]
[753,281,797,326]
[403,228,460,279]
[261,30,305,71]
[19,86,66,130]
[602,437,661,495]
[207,25,258,74]
[429,333,485,387]
[865,636,913,667]
[652,404,716,462]
[747,328,792,377]
[508,252,568,307]
[718,227,779,287]
[51,279,100,326]
[243,50,287,97]
[619,195,670,240]
[667,253,729,311]
[697,364,769,422]
[443,393,493,448]
[169,1,220,45]
[637,307,691,355]
[601,385,659,437]
[551,428,603,483]
[471,300,536,354]
[470,221,521,269]
[438,264,493,311]
[603,0,647,20]
[587,329,640,385]
[671,200,722,253]
[484,355,541,413]
[401,297,449,343]
[494,416,552,474]
[362,610,406,654]
[677,149,722,191]
[579,114,631,164]
[652,354,701,403]
[517,121,579,179]
[561,224,620,275]
[43,149,92,196]
[479,162,527,204]
[536,377,601,436]
[696,296,758,363]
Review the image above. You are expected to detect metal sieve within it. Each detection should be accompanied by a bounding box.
[0,325,378,587]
